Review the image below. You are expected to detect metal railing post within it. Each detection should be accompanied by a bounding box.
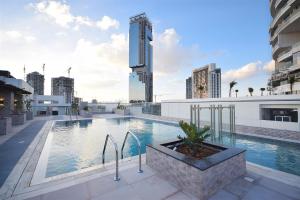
[229,105,233,133]
[233,105,236,133]
[210,105,216,132]
[197,105,200,130]
[218,105,222,133]
[102,134,120,181]
[121,131,143,173]
[190,105,193,124]
[210,105,213,132]
[193,105,196,125]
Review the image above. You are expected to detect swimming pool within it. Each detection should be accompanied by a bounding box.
[34,117,300,180]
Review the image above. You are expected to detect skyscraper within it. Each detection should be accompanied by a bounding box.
[26,71,44,95]
[192,63,221,98]
[186,77,192,99]
[51,76,74,103]
[129,13,153,103]
[268,0,300,95]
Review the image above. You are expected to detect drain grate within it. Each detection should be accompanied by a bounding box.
[244,176,254,183]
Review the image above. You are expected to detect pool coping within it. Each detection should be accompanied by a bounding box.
[2,115,300,199]
[29,116,300,186]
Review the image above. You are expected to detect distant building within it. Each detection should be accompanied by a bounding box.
[51,77,74,104]
[192,63,221,98]
[26,71,44,95]
[186,77,192,99]
[268,0,300,94]
[129,13,153,103]
[31,95,70,116]
[91,99,98,104]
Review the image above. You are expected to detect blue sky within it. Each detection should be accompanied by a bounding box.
[0,0,274,101]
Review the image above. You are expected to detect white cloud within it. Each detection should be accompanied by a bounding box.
[153,28,204,74]
[31,1,119,31]
[222,61,262,82]
[5,30,22,39]
[33,0,73,27]
[96,16,120,30]
[0,30,36,43]
[263,60,275,73]
[75,16,93,27]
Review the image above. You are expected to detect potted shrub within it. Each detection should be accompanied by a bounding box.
[146,120,246,200]
[11,95,26,126]
[25,99,33,120]
[0,101,12,135]
[114,102,130,115]
[81,106,92,118]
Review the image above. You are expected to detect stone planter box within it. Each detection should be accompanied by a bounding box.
[146,140,246,200]
[114,109,130,115]
[11,113,26,126]
[26,111,33,120]
[80,110,93,118]
[0,117,12,135]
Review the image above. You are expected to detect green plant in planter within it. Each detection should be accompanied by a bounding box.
[71,101,79,114]
[83,106,89,111]
[25,99,32,111]
[117,102,126,110]
[177,120,210,156]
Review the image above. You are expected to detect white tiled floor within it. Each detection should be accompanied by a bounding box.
[14,162,300,200]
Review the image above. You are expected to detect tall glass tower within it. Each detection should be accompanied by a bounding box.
[129,13,153,103]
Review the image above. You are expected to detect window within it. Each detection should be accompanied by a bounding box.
[261,108,298,122]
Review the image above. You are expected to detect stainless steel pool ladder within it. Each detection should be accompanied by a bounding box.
[102,134,120,181]
[121,131,143,173]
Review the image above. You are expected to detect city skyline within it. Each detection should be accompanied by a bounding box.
[0,0,274,101]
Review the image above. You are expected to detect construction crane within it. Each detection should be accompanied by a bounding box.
[67,67,72,77]
[23,65,26,80]
[42,64,45,76]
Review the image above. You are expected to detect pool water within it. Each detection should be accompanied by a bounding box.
[41,118,300,178]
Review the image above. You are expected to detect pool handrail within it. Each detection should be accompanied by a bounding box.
[102,134,120,181]
[121,131,143,173]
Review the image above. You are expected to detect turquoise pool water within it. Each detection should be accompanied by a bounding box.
[43,117,300,177]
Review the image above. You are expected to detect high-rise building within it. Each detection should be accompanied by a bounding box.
[268,0,300,94]
[26,71,44,95]
[51,76,74,103]
[129,13,153,103]
[186,77,192,99]
[192,63,221,98]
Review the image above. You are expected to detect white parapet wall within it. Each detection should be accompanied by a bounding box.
[161,95,300,132]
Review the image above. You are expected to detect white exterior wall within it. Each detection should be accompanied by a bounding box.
[161,95,300,131]
[32,95,70,116]
[87,102,119,113]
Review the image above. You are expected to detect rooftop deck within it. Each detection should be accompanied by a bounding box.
[0,114,299,200]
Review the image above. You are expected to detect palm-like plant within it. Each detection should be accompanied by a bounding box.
[288,75,295,94]
[229,81,237,97]
[178,120,210,156]
[235,89,239,98]
[248,87,254,96]
[71,101,79,114]
[260,88,265,96]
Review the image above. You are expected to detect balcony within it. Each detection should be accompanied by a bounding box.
[278,42,300,61]
[270,0,296,31]
[270,6,300,42]
[275,0,288,10]
[277,48,292,61]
